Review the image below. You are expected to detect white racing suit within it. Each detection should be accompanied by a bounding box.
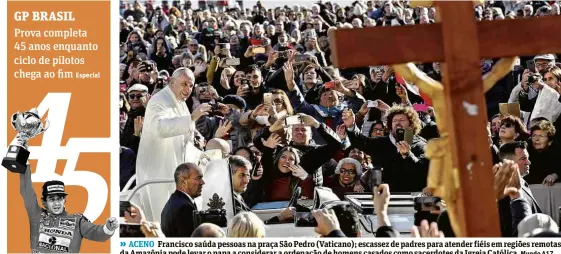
[20,169,113,253]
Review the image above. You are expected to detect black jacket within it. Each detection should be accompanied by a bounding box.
[161,190,198,237]
[234,193,252,214]
[345,126,429,192]
[119,146,136,191]
[526,141,561,185]
[120,107,145,154]
[498,180,542,237]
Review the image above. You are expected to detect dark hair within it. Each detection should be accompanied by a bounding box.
[499,141,527,160]
[233,146,256,163]
[369,120,386,136]
[228,155,253,175]
[174,163,199,185]
[500,115,529,140]
[331,205,360,237]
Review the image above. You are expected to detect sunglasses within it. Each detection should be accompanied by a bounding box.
[501,123,512,128]
[129,94,145,99]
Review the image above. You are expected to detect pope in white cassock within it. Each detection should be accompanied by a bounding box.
[136,67,212,222]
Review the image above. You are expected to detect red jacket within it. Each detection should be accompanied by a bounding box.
[266,175,315,202]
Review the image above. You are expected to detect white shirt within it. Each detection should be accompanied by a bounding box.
[180,190,196,206]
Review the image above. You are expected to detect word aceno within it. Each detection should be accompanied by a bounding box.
[14,11,75,21]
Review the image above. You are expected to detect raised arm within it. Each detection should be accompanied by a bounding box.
[146,100,210,139]
[20,167,41,220]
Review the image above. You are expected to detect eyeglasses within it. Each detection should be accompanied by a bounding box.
[532,134,548,139]
[190,44,198,46]
[273,98,284,105]
[339,169,357,175]
[535,62,551,68]
[373,128,385,132]
[129,94,145,99]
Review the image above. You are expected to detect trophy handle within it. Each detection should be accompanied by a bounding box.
[10,112,22,130]
[41,118,50,133]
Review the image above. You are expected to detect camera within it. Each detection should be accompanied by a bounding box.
[294,212,317,227]
[119,201,132,217]
[413,196,441,226]
[156,77,165,89]
[241,78,250,86]
[278,51,289,59]
[210,102,219,111]
[193,209,227,228]
[527,73,541,84]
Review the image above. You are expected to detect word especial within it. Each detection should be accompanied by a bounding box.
[14,11,75,21]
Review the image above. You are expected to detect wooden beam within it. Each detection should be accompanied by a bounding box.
[437,1,500,237]
[328,25,443,67]
[329,15,561,68]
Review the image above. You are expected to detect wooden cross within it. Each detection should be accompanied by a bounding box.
[328,1,561,237]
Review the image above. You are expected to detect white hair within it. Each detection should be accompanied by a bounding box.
[171,67,195,84]
[227,212,266,237]
[335,158,362,176]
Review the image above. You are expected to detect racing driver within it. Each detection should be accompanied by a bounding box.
[19,168,118,253]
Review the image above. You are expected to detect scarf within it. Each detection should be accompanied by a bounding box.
[312,104,344,118]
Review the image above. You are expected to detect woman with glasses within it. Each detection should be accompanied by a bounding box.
[497,115,529,146]
[324,158,364,200]
[526,120,561,185]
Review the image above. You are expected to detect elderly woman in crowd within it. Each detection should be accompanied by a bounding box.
[526,120,561,185]
[324,158,364,199]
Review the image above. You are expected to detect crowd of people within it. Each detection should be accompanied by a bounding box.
[119,0,561,238]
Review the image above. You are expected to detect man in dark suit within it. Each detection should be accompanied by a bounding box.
[161,163,205,237]
[498,142,542,237]
[229,155,253,213]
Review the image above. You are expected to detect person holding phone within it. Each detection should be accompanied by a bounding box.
[150,37,173,72]
[254,112,344,188]
[120,84,149,154]
[283,60,365,144]
[337,105,429,192]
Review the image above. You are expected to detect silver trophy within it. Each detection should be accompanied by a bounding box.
[2,108,49,173]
